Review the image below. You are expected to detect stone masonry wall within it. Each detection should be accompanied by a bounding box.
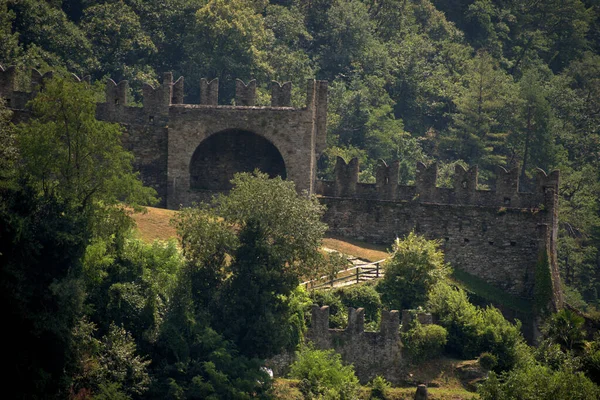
[317,157,562,305]
[306,305,404,384]
[1,66,328,208]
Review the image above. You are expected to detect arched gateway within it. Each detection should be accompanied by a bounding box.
[85,73,327,207]
[189,129,287,191]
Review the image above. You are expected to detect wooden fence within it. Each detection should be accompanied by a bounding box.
[301,259,387,290]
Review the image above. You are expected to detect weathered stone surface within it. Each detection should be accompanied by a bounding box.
[306,306,404,384]
[318,158,562,309]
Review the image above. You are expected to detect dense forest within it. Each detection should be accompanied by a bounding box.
[1,0,600,399]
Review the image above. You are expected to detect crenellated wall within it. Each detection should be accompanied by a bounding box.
[1,64,562,313]
[317,157,562,307]
[306,305,404,384]
[1,65,328,208]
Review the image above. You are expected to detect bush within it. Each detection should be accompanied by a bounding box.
[479,364,600,400]
[479,352,498,371]
[427,282,528,371]
[311,289,348,329]
[377,232,450,310]
[289,344,360,400]
[335,283,382,325]
[402,322,448,362]
[369,375,391,399]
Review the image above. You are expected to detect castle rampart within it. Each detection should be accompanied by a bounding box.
[0,64,562,316]
[0,65,328,207]
[306,305,403,384]
[317,157,561,308]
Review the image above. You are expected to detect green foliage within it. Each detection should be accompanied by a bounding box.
[440,50,517,173]
[479,364,600,400]
[214,171,327,276]
[81,1,157,88]
[335,283,382,326]
[369,375,391,400]
[151,272,272,399]
[96,323,151,397]
[311,289,348,329]
[289,344,360,400]
[428,282,528,371]
[377,232,450,310]
[0,184,88,398]
[0,98,16,186]
[544,309,586,352]
[14,76,157,211]
[478,352,498,372]
[216,220,302,358]
[402,322,448,362]
[583,335,600,385]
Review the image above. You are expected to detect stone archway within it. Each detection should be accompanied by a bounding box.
[189,129,287,191]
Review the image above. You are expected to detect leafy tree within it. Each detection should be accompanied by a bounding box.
[81,1,157,87]
[8,0,94,72]
[0,98,15,184]
[511,68,557,182]
[335,283,382,326]
[0,184,88,399]
[0,1,21,63]
[376,232,450,310]
[427,281,528,371]
[440,50,518,174]
[14,76,157,211]
[289,344,360,400]
[545,309,586,352]
[214,171,327,275]
[402,321,448,362]
[150,263,272,399]
[216,220,301,358]
[184,0,273,101]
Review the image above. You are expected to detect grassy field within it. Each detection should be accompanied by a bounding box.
[131,207,391,262]
[130,206,178,242]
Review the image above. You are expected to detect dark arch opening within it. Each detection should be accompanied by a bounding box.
[190,129,287,190]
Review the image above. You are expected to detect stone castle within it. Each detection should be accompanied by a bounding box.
[0,66,562,317]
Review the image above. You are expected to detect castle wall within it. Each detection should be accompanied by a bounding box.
[165,104,316,208]
[306,305,404,384]
[1,65,562,312]
[2,66,327,208]
[318,158,561,303]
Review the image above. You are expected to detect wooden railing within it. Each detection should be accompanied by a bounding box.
[301,259,387,290]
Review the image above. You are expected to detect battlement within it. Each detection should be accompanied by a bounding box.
[306,305,403,383]
[0,65,328,115]
[317,157,559,211]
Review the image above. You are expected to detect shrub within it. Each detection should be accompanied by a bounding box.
[289,344,360,400]
[311,289,348,329]
[479,352,498,371]
[369,375,391,399]
[335,283,382,325]
[402,322,448,362]
[479,364,600,400]
[377,232,450,310]
[427,282,528,371]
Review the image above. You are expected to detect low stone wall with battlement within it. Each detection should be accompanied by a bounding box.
[306,305,404,384]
